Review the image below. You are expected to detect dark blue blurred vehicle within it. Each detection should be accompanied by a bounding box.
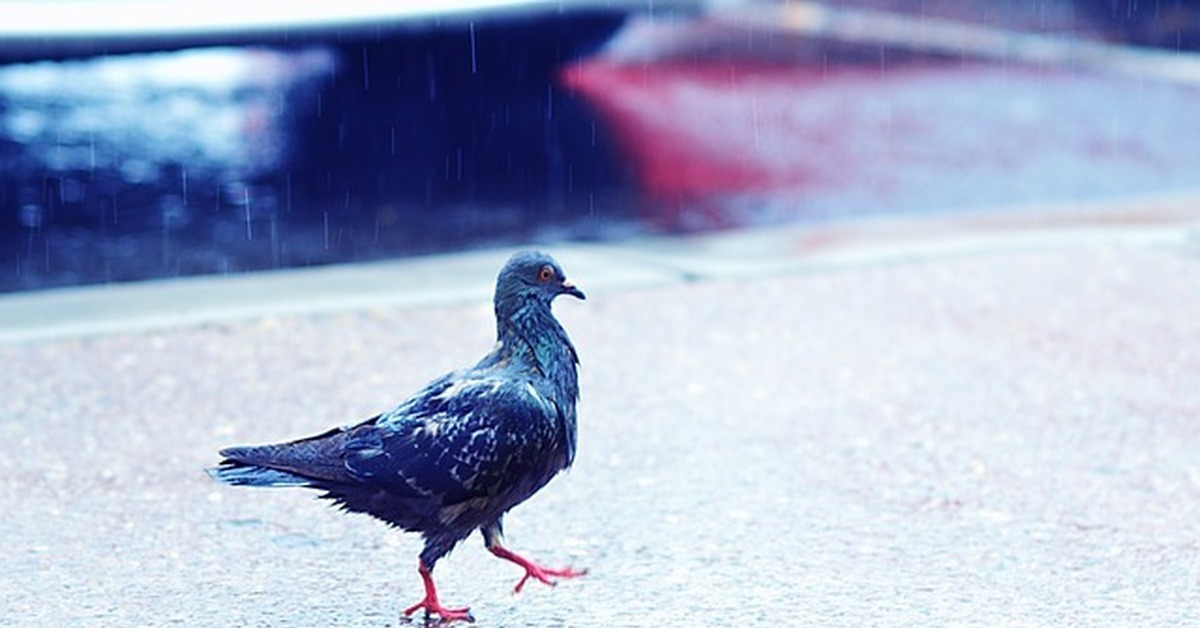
[0,0,702,290]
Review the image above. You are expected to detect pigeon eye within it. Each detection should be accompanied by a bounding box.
[537,266,554,283]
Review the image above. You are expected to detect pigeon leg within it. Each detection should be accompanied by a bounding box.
[403,560,474,623]
[485,543,588,594]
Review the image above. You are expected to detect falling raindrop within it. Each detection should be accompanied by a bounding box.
[426,52,438,101]
[243,186,252,240]
[323,211,330,250]
[469,22,478,74]
[361,48,370,90]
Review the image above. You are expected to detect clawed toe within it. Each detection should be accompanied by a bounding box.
[402,601,474,625]
[511,561,588,593]
[404,560,474,624]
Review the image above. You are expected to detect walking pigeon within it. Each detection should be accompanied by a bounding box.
[208,250,586,623]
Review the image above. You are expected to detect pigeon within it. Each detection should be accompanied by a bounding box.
[208,250,587,623]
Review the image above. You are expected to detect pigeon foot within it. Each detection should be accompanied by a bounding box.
[487,545,588,594]
[403,561,475,624]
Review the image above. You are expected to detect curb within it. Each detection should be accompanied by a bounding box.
[1,193,1196,345]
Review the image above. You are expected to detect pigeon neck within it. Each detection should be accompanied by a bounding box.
[495,296,579,391]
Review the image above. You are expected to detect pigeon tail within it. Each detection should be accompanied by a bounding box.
[211,425,360,486]
[207,462,312,487]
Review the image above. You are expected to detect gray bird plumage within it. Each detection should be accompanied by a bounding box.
[209,250,587,623]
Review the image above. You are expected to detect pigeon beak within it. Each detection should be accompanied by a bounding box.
[560,280,586,300]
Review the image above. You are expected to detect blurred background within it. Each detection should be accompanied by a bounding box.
[2,0,1199,292]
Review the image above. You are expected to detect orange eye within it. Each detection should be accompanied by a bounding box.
[537,266,555,282]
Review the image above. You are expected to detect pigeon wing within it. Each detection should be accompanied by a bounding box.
[343,375,563,507]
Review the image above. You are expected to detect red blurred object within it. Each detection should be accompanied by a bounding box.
[562,54,1200,231]
[564,61,819,196]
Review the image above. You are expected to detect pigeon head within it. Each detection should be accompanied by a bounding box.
[494,251,585,311]
[493,251,584,385]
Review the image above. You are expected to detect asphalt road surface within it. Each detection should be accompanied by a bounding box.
[2,214,1199,626]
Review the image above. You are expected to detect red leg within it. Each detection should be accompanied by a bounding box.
[487,544,588,594]
[402,560,474,623]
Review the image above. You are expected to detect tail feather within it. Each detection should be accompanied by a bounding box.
[209,424,365,488]
[207,462,312,487]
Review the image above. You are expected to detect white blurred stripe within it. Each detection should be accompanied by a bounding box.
[0,0,704,37]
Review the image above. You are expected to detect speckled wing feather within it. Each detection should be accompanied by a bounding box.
[344,370,566,511]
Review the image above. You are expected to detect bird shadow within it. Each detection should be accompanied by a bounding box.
[399,614,475,627]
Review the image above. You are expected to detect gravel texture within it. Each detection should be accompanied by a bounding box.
[2,238,1199,626]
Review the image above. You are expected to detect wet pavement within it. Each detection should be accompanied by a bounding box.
[2,203,1199,626]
